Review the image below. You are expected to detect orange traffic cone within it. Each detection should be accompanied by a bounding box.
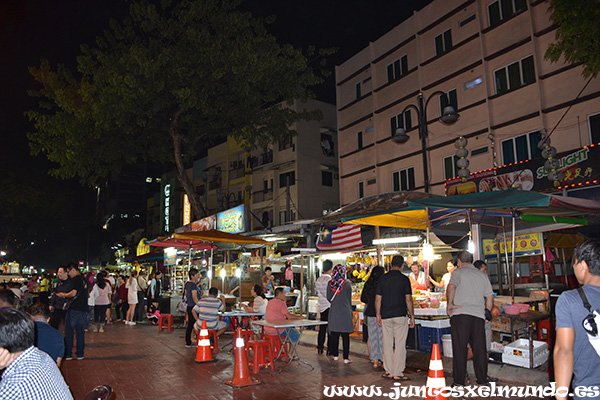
[225,328,261,387]
[195,320,215,363]
[425,344,446,400]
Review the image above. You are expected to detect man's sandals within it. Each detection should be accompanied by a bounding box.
[382,372,410,381]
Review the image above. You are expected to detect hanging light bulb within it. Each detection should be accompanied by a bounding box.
[220,267,226,279]
[423,243,434,262]
[467,232,475,254]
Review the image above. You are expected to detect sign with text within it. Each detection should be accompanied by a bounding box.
[483,233,542,257]
[446,144,599,196]
[217,204,247,234]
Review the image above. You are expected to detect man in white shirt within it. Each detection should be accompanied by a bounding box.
[315,260,333,355]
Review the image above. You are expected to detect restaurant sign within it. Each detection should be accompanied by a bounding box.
[483,233,542,257]
[446,144,599,196]
[217,204,247,234]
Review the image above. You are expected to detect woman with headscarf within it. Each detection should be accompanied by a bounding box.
[326,264,354,363]
[361,266,385,368]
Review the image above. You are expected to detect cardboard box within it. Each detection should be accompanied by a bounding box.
[491,315,527,333]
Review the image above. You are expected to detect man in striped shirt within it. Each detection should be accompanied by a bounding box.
[192,287,227,337]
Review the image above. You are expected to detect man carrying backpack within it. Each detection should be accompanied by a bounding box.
[555,239,600,399]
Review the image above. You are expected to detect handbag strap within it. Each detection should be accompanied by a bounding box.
[578,287,593,312]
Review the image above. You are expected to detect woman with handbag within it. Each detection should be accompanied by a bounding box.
[184,268,201,347]
[326,264,354,364]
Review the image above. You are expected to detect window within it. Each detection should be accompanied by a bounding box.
[460,14,476,27]
[472,146,489,156]
[439,89,458,114]
[387,55,408,83]
[357,131,363,150]
[444,155,459,180]
[488,0,527,27]
[279,171,295,187]
[494,55,535,94]
[356,82,361,99]
[435,29,452,56]
[322,171,333,187]
[390,110,412,137]
[358,182,364,199]
[393,168,415,191]
[320,133,334,157]
[279,136,295,151]
[501,131,542,165]
[589,113,600,144]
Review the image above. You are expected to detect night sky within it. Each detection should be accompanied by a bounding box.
[0,0,431,270]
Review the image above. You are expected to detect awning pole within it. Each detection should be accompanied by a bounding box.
[300,255,304,314]
[511,210,516,303]
[496,237,504,295]
[540,233,550,290]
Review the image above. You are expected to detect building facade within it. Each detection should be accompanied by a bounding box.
[150,99,339,237]
[336,0,600,205]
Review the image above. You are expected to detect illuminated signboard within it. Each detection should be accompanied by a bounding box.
[164,184,171,232]
[217,204,247,233]
[136,238,150,256]
[164,247,177,266]
[446,143,599,196]
[483,233,542,257]
[183,194,191,226]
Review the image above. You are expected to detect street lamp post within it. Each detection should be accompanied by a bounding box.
[391,91,460,193]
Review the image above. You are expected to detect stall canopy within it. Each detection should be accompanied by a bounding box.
[173,230,269,245]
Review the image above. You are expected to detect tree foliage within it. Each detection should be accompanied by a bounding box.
[27,0,331,218]
[545,0,600,78]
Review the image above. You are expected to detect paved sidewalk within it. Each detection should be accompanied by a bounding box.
[60,322,552,399]
[61,323,427,400]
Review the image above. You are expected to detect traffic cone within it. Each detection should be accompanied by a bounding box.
[425,344,446,400]
[195,320,215,363]
[225,328,261,387]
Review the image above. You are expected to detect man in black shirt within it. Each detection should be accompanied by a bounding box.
[375,255,414,381]
[60,263,87,360]
[49,266,71,330]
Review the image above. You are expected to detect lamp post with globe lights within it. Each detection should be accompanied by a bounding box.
[391,91,460,193]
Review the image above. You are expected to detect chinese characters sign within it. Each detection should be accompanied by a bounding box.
[483,233,542,257]
[217,205,247,234]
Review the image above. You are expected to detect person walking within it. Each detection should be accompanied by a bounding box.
[361,265,385,368]
[125,271,139,325]
[61,263,88,360]
[184,268,201,348]
[555,239,600,400]
[90,271,111,333]
[315,260,333,355]
[375,255,414,381]
[326,264,354,364]
[446,251,494,387]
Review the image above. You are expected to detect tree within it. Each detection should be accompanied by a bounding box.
[545,0,600,78]
[27,0,330,219]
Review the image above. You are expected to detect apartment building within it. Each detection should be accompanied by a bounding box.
[336,0,600,205]
[151,99,339,236]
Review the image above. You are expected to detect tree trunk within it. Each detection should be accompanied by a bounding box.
[170,111,207,221]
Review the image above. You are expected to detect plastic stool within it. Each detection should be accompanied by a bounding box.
[246,340,275,373]
[265,334,289,362]
[158,314,173,332]
[207,329,219,354]
[239,329,254,344]
[537,319,552,344]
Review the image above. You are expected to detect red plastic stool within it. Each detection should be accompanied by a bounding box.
[158,314,173,332]
[246,340,275,373]
[265,334,289,362]
[207,329,219,354]
[239,329,254,343]
[537,319,552,344]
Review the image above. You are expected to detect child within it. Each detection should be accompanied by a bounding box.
[147,304,160,325]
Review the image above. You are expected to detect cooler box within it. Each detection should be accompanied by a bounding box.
[502,339,549,368]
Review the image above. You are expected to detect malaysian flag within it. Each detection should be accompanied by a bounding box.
[316,224,363,251]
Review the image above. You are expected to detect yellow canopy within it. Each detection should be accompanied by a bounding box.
[173,230,269,245]
[341,209,429,230]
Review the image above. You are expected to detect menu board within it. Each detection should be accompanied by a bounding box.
[483,233,542,257]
